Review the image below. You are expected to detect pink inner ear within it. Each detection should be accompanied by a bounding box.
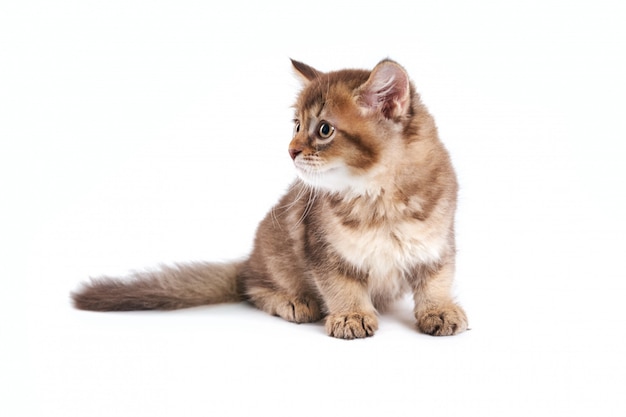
[360,62,410,118]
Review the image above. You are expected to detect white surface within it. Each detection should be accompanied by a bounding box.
[2,1,625,416]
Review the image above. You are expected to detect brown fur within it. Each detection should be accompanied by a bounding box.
[71,59,468,339]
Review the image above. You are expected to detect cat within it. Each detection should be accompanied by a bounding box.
[72,58,468,339]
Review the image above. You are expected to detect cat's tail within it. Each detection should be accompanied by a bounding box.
[71,261,245,311]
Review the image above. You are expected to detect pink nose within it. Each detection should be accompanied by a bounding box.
[289,148,302,160]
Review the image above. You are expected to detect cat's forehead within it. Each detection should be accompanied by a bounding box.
[295,69,370,116]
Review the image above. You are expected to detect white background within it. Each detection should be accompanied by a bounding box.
[2,1,625,416]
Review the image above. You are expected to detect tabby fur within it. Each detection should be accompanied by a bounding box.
[72,59,468,339]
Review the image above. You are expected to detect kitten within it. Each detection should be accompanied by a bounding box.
[72,59,468,339]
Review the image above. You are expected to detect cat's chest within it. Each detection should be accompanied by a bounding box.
[326,214,446,306]
[324,197,448,275]
[332,220,444,271]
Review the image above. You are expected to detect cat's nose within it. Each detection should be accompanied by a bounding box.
[289,148,302,160]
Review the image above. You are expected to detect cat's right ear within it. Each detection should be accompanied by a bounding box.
[290,59,322,86]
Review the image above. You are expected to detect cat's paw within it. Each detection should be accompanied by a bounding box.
[276,297,322,324]
[416,304,468,336]
[325,312,378,339]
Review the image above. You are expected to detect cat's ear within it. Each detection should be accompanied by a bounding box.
[291,59,322,86]
[357,60,411,119]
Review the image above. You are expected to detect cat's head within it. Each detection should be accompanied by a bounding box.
[288,59,416,196]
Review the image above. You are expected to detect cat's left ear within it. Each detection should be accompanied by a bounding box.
[291,59,323,86]
[357,60,411,119]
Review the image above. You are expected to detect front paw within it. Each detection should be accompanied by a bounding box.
[325,312,378,339]
[416,304,468,336]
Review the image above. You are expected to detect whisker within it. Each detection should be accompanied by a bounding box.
[293,185,314,231]
[276,181,308,212]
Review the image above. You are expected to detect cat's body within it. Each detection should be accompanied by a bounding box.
[72,59,468,339]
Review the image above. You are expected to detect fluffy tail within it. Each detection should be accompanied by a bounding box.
[71,261,244,311]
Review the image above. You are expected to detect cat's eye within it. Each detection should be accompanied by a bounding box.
[318,121,335,139]
[293,120,301,136]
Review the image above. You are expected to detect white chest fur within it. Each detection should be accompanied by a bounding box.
[326,198,450,304]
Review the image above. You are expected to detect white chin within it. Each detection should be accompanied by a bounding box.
[296,165,372,195]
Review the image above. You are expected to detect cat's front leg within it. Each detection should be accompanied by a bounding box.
[316,274,378,340]
[410,261,468,336]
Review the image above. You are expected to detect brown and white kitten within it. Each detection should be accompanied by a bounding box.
[72,59,468,339]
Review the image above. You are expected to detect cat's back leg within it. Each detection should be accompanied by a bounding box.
[239,186,324,323]
[238,261,323,324]
[246,285,323,323]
